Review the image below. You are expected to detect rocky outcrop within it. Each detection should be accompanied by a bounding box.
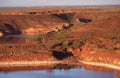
[22,23,69,35]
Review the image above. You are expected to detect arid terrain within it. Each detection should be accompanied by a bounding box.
[0,6,120,72]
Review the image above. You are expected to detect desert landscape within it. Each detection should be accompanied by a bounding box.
[0,6,120,75]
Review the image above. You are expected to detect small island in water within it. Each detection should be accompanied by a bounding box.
[0,6,120,74]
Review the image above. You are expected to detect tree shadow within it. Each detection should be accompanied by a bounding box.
[52,14,68,21]
[79,18,92,23]
[52,50,73,60]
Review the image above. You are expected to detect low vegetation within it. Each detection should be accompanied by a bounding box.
[30,28,100,51]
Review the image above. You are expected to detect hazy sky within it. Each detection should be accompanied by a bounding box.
[0,0,120,7]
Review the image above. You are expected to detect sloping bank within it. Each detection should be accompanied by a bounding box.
[0,47,120,71]
[75,46,120,70]
[0,54,60,67]
[64,42,120,70]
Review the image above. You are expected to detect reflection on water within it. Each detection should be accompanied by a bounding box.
[0,35,31,44]
[0,67,117,78]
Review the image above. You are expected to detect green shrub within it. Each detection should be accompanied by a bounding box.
[62,41,69,47]
[70,41,84,48]
[48,30,71,40]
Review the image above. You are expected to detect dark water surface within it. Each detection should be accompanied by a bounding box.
[0,67,117,78]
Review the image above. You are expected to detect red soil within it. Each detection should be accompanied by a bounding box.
[0,7,120,70]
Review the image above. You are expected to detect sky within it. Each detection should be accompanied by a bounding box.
[0,0,120,7]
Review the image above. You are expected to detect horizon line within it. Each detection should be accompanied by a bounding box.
[0,5,120,8]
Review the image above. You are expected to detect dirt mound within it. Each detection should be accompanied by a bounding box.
[0,14,69,35]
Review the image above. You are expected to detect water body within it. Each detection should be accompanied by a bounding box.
[0,67,117,78]
[0,35,118,78]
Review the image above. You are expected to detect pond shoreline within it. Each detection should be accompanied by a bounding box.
[0,58,120,71]
[80,61,120,71]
